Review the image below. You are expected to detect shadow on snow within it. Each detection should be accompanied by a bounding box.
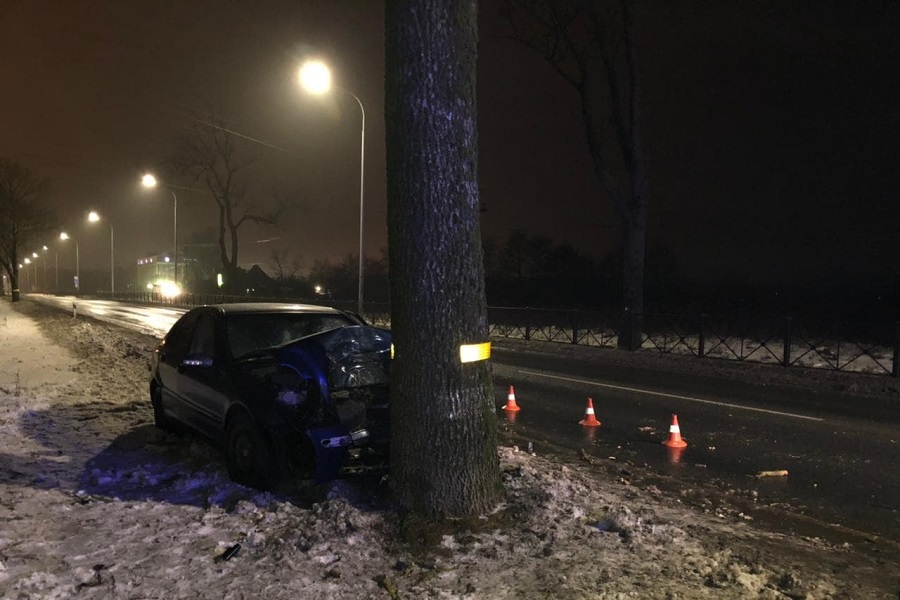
[9,398,371,510]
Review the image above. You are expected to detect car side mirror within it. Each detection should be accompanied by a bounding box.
[181,354,214,369]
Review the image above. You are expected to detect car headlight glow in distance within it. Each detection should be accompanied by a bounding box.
[156,281,181,298]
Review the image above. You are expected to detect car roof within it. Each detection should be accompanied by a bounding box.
[203,302,345,315]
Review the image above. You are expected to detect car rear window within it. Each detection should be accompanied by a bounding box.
[225,312,353,359]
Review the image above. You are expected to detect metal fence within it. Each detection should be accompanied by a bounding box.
[486,306,900,378]
[102,292,899,378]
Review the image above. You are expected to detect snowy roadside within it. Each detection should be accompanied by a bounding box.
[0,299,897,599]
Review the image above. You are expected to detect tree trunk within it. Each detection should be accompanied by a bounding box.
[216,203,236,294]
[616,0,647,350]
[11,270,20,302]
[579,0,648,350]
[228,207,240,294]
[619,194,646,349]
[385,0,501,518]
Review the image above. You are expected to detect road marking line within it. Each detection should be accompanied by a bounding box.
[517,369,825,422]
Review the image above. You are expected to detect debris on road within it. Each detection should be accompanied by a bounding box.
[756,470,789,478]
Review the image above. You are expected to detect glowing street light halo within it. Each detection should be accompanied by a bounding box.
[299,60,332,95]
[141,173,158,188]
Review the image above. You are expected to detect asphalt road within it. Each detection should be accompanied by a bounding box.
[24,294,900,546]
[29,294,187,336]
[491,344,900,547]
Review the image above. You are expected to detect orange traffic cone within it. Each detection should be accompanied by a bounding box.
[662,414,687,448]
[578,398,601,427]
[503,386,521,412]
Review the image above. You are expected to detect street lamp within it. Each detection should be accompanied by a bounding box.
[24,258,32,292]
[41,246,48,291]
[60,232,79,293]
[88,211,115,294]
[299,59,366,315]
[31,253,39,292]
[141,173,178,288]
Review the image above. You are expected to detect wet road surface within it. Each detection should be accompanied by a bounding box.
[492,345,900,546]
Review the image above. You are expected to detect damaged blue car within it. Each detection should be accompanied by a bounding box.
[149,303,391,490]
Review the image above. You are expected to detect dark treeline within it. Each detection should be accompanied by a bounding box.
[482,231,899,323]
[482,230,613,309]
[60,229,895,325]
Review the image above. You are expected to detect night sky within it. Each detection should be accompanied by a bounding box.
[2,1,898,298]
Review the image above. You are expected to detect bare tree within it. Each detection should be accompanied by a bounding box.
[267,247,303,282]
[169,117,289,294]
[386,0,501,517]
[500,0,648,349]
[0,159,56,302]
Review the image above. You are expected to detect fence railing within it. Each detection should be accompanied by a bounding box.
[485,306,900,378]
[100,292,899,379]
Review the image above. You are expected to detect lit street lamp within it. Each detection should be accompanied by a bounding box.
[299,59,366,315]
[31,253,39,291]
[23,258,32,292]
[88,211,115,294]
[59,232,80,293]
[41,245,48,290]
[141,173,178,289]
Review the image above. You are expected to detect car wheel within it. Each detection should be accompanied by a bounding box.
[151,386,171,431]
[226,416,282,490]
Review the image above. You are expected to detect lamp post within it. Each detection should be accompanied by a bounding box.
[30,253,39,291]
[140,174,178,288]
[299,59,366,315]
[60,232,79,293]
[41,246,48,290]
[24,258,32,292]
[88,211,115,294]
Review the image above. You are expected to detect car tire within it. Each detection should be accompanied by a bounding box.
[151,386,171,432]
[226,416,282,491]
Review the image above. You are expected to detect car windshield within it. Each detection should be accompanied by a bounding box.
[225,312,354,359]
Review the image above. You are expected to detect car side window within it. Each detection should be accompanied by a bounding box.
[189,313,217,358]
[226,316,257,359]
[163,312,199,363]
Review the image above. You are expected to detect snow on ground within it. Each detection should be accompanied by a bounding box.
[0,299,898,599]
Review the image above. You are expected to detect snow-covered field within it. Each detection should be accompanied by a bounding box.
[1,299,898,599]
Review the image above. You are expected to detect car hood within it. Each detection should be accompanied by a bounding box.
[275,325,392,393]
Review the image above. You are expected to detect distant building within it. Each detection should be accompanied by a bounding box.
[135,252,177,290]
[242,264,275,295]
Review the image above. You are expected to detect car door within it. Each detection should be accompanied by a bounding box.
[156,310,199,422]
[175,310,234,439]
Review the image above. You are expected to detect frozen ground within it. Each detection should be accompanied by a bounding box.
[0,299,898,599]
